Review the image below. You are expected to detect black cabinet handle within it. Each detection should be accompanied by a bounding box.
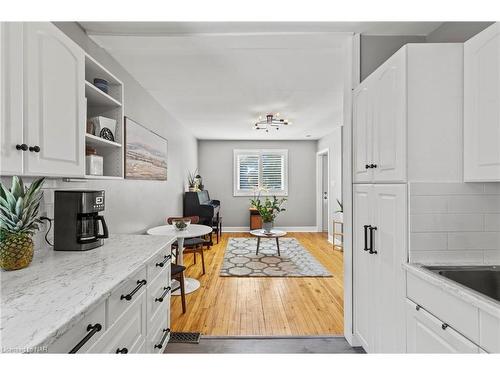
[121,279,147,301]
[154,328,171,349]
[365,164,371,169]
[415,305,421,311]
[441,323,448,330]
[370,163,377,168]
[68,323,102,353]
[363,225,371,251]
[369,226,378,254]
[29,145,40,152]
[116,348,128,354]
[156,254,172,268]
[16,144,28,151]
[155,286,171,303]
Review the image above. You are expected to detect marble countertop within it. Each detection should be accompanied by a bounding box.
[404,263,500,317]
[0,234,175,353]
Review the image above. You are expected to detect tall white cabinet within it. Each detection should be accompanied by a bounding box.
[352,43,464,353]
[464,22,500,182]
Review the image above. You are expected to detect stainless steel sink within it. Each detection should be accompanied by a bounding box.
[424,265,500,302]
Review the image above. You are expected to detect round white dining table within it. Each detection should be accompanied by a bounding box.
[147,224,213,294]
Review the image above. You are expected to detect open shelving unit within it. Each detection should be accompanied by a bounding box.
[84,54,124,179]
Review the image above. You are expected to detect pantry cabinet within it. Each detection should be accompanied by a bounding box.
[353,184,407,353]
[464,22,500,182]
[0,22,85,177]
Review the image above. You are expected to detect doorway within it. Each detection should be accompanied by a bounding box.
[316,149,330,236]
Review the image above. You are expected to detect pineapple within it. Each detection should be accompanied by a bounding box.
[0,176,45,271]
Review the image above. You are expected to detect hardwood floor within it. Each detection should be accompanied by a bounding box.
[170,232,344,336]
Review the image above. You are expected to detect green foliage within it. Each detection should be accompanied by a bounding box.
[250,194,287,223]
[187,169,198,187]
[0,176,45,236]
[335,199,343,213]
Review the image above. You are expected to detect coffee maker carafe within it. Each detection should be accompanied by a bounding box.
[54,190,109,251]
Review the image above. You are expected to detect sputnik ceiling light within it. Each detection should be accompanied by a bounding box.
[254,113,291,132]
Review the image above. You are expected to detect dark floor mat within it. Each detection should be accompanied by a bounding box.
[169,331,201,344]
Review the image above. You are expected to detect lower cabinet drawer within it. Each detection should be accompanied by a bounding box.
[407,272,479,342]
[406,299,479,353]
[147,266,171,330]
[149,324,171,354]
[48,301,106,353]
[147,247,172,282]
[108,267,147,324]
[89,292,147,354]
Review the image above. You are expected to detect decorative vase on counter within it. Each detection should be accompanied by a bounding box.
[262,221,273,233]
[0,176,45,271]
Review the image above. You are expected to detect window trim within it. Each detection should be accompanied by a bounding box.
[233,149,289,197]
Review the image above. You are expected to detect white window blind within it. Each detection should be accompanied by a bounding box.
[234,149,288,196]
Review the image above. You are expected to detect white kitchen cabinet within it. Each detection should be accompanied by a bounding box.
[464,22,500,182]
[406,299,480,353]
[353,184,407,353]
[0,22,24,175]
[353,44,464,183]
[23,22,85,177]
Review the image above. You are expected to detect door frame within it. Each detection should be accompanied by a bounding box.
[316,148,331,239]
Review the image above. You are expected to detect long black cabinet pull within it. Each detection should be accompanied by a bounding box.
[369,226,378,254]
[116,348,128,354]
[155,286,171,303]
[68,323,102,353]
[121,279,147,301]
[154,328,171,350]
[156,254,172,268]
[363,225,371,251]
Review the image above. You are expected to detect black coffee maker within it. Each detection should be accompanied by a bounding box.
[54,190,109,251]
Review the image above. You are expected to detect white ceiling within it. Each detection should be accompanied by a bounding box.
[81,22,443,140]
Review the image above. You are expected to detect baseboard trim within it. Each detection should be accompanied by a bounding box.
[328,235,333,244]
[223,226,318,233]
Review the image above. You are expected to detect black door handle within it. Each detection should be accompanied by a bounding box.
[156,254,172,268]
[116,348,128,354]
[154,328,171,349]
[369,226,378,254]
[363,225,371,252]
[16,144,28,151]
[155,286,171,303]
[29,145,40,152]
[68,323,102,353]
[370,163,377,168]
[365,164,371,169]
[121,280,147,301]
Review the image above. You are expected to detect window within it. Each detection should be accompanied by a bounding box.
[233,149,288,196]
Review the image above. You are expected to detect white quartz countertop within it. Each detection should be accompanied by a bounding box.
[404,263,500,317]
[0,234,175,353]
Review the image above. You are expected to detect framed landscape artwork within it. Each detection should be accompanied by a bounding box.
[125,117,168,180]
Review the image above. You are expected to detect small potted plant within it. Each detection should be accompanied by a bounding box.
[0,176,45,271]
[187,169,198,192]
[250,193,287,233]
[334,198,343,223]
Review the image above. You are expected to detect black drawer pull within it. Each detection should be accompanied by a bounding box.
[156,254,172,268]
[121,279,147,301]
[365,164,371,169]
[363,225,370,251]
[155,286,171,303]
[369,226,378,254]
[441,323,448,330]
[29,145,40,153]
[116,348,128,354]
[154,328,171,349]
[415,305,421,311]
[69,323,102,353]
[370,163,377,168]
[16,143,28,151]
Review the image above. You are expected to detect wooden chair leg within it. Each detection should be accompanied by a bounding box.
[200,246,206,275]
[193,252,197,264]
[179,274,186,314]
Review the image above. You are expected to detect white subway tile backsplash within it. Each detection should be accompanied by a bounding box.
[410,182,485,196]
[410,213,483,232]
[410,233,447,250]
[410,196,448,213]
[483,250,500,264]
[447,232,500,250]
[484,214,500,231]
[447,195,500,213]
[410,250,485,264]
[484,183,500,194]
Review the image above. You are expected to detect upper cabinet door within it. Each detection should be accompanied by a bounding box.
[353,85,373,183]
[464,23,500,182]
[0,23,24,175]
[23,23,85,177]
[372,50,407,183]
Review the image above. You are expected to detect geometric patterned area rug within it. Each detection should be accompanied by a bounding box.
[220,237,331,277]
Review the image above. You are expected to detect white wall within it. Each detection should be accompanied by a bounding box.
[317,127,342,240]
[198,140,317,229]
[0,22,198,247]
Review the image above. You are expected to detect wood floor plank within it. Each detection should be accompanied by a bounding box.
[170,232,344,336]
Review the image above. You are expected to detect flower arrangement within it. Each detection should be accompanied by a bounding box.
[250,193,287,224]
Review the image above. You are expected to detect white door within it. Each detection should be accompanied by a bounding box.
[372,49,407,183]
[464,22,500,182]
[321,155,328,232]
[372,184,407,353]
[353,85,373,183]
[406,300,479,353]
[23,22,85,177]
[353,184,374,352]
[0,22,24,175]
